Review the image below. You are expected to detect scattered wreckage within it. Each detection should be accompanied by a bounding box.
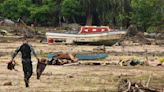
[47,52,78,65]
[46,45,107,65]
[118,79,161,92]
[0,18,15,26]
[47,51,108,65]
[119,58,144,66]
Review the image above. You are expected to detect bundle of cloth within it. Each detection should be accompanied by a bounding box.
[7,60,16,70]
[36,58,47,79]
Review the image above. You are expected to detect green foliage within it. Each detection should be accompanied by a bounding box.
[61,0,83,17]
[0,0,31,21]
[0,0,163,31]
[0,0,56,26]
[147,26,158,33]
[29,3,52,25]
[79,0,113,25]
[131,0,163,31]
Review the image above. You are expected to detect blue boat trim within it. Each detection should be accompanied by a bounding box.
[75,53,108,60]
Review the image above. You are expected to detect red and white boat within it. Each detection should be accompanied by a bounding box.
[46,26,126,45]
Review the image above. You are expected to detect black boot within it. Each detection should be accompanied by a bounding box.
[24,78,29,87]
[37,75,40,80]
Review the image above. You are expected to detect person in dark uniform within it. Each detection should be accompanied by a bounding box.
[11,38,39,87]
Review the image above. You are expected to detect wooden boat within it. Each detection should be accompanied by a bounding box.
[46,26,126,45]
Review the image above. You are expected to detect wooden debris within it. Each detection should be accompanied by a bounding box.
[118,79,160,92]
[146,74,152,87]
[118,25,152,46]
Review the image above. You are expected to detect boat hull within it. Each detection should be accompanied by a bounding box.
[46,31,126,45]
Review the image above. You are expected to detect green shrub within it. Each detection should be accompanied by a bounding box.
[147,26,157,33]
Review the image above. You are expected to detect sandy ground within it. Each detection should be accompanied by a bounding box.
[0,38,164,92]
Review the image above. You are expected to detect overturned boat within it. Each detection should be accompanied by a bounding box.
[46,26,126,45]
[75,53,107,60]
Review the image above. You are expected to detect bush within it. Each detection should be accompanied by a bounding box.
[146,26,158,33]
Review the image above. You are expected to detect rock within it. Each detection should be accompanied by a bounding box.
[3,81,12,86]
[0,18,15,26]
[0,29,9,36]
[92,62,101,65]
[4,19,15,25]
[68,75,74,78]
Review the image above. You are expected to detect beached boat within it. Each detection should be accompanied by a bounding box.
[46,26,126,45]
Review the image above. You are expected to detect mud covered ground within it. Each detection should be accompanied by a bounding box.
[0,37,164,92]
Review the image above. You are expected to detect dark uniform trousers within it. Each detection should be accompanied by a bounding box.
[22,59,33,82]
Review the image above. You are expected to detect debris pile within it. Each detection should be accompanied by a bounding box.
[119,58,144,66]
[47,52,78,65]
[154,33,164,45]
[15,19,36,38]
[118,79,160,92]
[0,18,15,26]
[0,18,38,38]
[119,25,151,45]
[93,45,106,52]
